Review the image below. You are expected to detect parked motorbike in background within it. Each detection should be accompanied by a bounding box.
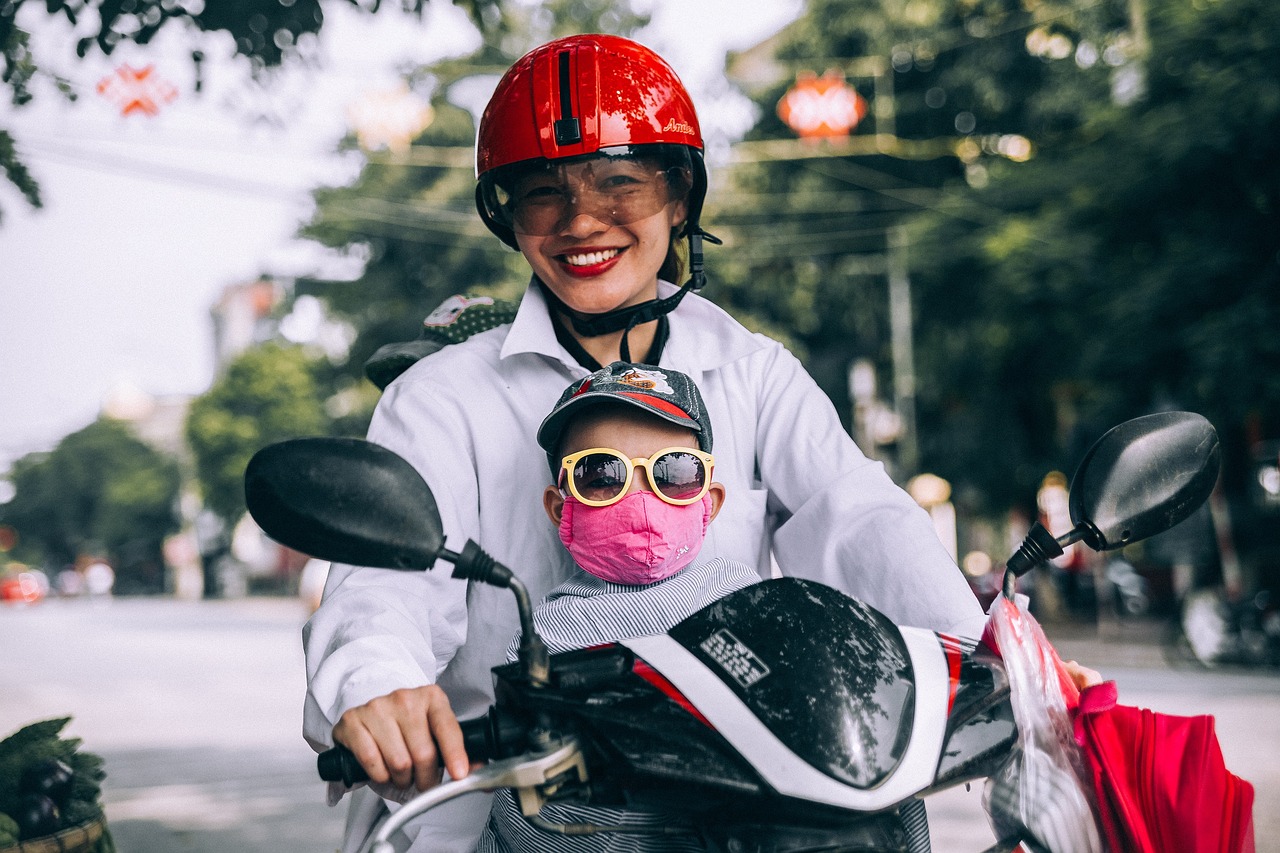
[244,412,1219,853]
[1173,585,1280,668]
[1103,557,1151,618]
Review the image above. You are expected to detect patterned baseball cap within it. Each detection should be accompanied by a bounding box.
[537,362,713,475]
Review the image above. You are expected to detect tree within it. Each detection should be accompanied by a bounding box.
[185,342,331,527]
[0,0,502,221]
[0,417,181,592]
[906,0,1280,518]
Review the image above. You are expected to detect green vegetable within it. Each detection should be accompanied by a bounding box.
[0,718,106,836]
[14,793,60,839]
[21,758,76,807]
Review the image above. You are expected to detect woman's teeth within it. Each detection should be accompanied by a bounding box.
[563,249,620,266]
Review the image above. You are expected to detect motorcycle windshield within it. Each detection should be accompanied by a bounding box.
[668,578,915,788]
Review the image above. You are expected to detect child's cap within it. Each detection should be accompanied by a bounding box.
[537,362,713,475]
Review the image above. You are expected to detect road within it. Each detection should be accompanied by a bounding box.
[0,597,344,853]
[2,597,1277,852]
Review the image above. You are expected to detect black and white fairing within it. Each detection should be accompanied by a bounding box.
[621,578,983,811]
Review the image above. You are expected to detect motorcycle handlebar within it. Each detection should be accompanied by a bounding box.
[317,707,527,785]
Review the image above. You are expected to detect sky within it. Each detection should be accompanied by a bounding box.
[0,0,802,475]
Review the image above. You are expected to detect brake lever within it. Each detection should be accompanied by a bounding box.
[363,739,588,853]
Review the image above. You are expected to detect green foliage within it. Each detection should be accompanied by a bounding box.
[0,812,18,845]
[716,0,1279,531]
[0,419,180,587]
[0,128,40,224]
[906,0,1280,511]
[185,342,331,525]
[710,0,995,441]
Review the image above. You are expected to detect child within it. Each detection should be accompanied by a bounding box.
[478,361,760,850]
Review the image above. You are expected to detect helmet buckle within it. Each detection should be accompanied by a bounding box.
[554,117,581,146]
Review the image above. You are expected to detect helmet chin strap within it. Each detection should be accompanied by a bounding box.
[539,228,721,362]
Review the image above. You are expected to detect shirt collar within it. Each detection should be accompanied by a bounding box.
[500,278,572,365]
[500,277,766,372]
[662,281,766,371]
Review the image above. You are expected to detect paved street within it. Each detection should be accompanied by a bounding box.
[0,597,345,853]
[2,597,1277,852]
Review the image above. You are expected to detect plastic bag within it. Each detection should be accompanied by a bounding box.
[981,594,1103,853]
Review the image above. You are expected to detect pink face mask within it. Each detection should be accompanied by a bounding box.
[558,491,713,586]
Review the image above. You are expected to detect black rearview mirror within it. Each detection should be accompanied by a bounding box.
[1005,411,1220,590]
[1069,411,1220,551]
[244,437,444,570]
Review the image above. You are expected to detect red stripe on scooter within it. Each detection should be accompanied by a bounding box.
[936,633,964,715]
[632,658,714,728]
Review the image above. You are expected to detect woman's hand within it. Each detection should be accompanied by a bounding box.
[1062,659,1103,690]
[332,684,471,792]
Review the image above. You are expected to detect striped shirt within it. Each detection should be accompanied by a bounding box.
[476,558,761,852]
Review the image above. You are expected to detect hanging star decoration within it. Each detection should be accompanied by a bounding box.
[96,64,179,118]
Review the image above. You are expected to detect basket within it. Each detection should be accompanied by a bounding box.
[0,815,105,853]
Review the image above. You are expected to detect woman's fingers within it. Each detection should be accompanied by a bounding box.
[332,684,471,792]
[424,685,470,783]
[1063,659,1103,689]
[333,713,396,787]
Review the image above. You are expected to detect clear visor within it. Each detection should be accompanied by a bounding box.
[485,146,692,236]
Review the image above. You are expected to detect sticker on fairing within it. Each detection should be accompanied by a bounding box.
[699,628,771,688]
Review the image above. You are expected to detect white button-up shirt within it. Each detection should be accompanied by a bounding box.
[303,282,986,852]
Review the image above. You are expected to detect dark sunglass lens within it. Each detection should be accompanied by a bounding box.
[652,452,705,501]
[573,454,629,502]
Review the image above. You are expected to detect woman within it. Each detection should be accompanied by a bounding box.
[303,33,986,853]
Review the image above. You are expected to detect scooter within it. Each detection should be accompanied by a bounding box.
[1103,557,1150,618]
[1176,585,1280,668]
[244,412,1220,853]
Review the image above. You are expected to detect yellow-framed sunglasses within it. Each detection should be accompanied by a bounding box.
[559,447,715,508]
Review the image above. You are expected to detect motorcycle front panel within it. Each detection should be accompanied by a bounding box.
[666,578,915,787]
[622,578,952,812]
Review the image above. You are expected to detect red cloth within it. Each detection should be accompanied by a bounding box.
[1072,681,1256,853]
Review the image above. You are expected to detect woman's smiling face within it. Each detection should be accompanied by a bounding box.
[509,154,688,315]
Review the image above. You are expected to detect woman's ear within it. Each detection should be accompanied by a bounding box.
[670,197,688,232]
[706,482,726,523]
[543,485,566,527]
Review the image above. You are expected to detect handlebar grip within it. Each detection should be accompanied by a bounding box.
[317,709,526,783]
[317,743,367,785]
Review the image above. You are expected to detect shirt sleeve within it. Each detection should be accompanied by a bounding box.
[750,344,987,640]
[302,371,478,751]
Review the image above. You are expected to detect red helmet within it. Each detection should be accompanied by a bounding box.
[476,34,708,250]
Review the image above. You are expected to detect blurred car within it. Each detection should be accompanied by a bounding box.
[0,569,48,604]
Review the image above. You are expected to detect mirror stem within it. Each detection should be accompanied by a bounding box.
[508,575,551,687]
[438,541,551,687]
[1002,522,1091,599]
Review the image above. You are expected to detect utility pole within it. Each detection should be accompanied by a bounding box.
[887,227,919,477]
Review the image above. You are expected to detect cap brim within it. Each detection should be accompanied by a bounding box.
[537,390,702,456]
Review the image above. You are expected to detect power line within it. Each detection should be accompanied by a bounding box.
[17,139,318,200]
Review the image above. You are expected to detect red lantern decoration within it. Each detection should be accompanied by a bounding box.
[96,64,178,118]
[777,70,868,139]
